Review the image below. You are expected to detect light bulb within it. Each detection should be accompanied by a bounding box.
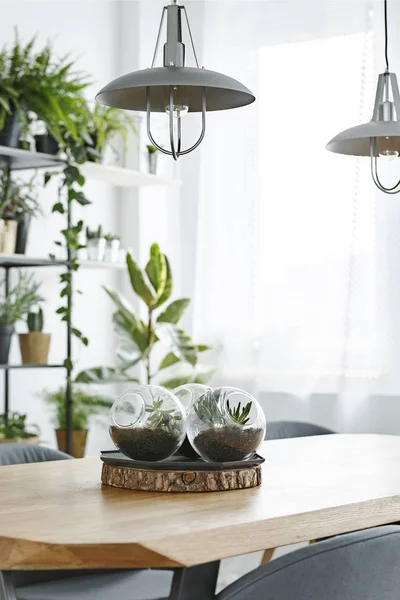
[164,86,189,118]
[378,136,399,160]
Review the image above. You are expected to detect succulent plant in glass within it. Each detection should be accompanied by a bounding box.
[187,387,266,463]
[109,385,186,462]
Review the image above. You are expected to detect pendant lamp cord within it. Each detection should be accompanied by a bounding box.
[384,0,389,71]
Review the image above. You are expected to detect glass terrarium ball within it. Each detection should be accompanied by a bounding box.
[173,384,211,458]
[187,387,266,463]
[109,385,186,462]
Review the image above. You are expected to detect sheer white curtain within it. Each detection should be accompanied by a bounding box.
[190,0,398,427]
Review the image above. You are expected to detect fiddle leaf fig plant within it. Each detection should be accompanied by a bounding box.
[76,243,215,388]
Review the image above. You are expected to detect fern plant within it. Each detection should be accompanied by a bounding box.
[0,29,91,141]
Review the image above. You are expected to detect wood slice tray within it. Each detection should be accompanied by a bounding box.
[100,451,265,493]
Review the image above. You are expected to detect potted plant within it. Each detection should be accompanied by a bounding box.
[0,30,91,148]
[76,243,215,389]
[42,386,113,458]
[0,272,43,364]
[0,171,40,255]
[0,411,39,444]
[85,105,138,163]
[146,145,158,174]
[19,306,51,365]
[85,225,106,261]
[109,386,186,462]
[104,233,120,263]
[187,387,266,463]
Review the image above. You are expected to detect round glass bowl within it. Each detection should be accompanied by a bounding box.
[109,385,186,462]
[187,387,266,463]
[173,384,211,458]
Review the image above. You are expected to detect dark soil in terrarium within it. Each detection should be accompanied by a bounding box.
[110,426,179,462]
[194,427,264,463]
[176,434,200,459]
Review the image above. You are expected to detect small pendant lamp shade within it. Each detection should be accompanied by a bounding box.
[326,0,400,194]
[95,2,255,160]
[326,120,400,156]
[96,67,255,113]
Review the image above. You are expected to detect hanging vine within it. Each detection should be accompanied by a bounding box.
[45,159,91,371]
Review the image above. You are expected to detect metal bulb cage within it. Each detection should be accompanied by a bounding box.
[96,2,255,160]
[327,72,400,194]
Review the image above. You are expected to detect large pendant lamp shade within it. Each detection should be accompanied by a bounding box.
[96,1,255,161]
[326,0,400,194]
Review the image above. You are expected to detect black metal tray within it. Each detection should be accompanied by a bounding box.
[100,450,265,471]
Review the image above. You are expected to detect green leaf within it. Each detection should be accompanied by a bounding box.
[116,338,143,369]
[197,344,212,352]
[154,255,172,308]
[75,367,138,384]
[113,311,148,353]
[52,202,65,214]
[145,243,167,297]
[160,363,215,389]
[158,352,180,371]
[126,252,155,307]
[156,298,190,324]
[156,323,197,366]
[103,286,140,329]
[63,357,73,371]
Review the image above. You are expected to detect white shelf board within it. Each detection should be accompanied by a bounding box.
[78,260,126,270]
[79,161,181,188]
[0,254,126,270]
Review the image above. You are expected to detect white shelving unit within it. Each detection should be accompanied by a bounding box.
[80,161,181,188]
[0,145,181,188]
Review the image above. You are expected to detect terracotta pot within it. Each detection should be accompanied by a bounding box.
[56,429,88,458]
[19,332,51,365]
[0,434,40,444]
[0,219,18,253]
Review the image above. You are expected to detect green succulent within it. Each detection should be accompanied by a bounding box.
[145,397,182,437]
[226,399,252,425]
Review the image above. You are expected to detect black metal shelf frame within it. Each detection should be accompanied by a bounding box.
[0,148,73,453]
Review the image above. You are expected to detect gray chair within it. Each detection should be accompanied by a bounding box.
[0,444,173,600]
[0,443,71,466]
[219,526,400,600]
[265,420,335,441]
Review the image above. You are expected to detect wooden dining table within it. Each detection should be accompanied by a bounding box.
[1,433,400,600]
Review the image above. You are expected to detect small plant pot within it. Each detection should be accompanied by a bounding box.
[104,239,120,262]
[187,387,266,463]
[86,238,106,261]
[34,134,60,155]
[0,219,18,254]
[0,434,40,445]
[19,332,51,365]
[0,325,14,364]
[109,386,186,462]
[55,429,88,458]
[110,426,182,462]
[0,112,21,148]
[148,152,158,175]
[15,213,31,254]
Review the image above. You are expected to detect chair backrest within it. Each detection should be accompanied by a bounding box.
[265,420,334,440]
[0,443,71,466]
[218,526,400,600]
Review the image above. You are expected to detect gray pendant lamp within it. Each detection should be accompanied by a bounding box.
[326,0,400,194]
[96,0,255,161]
